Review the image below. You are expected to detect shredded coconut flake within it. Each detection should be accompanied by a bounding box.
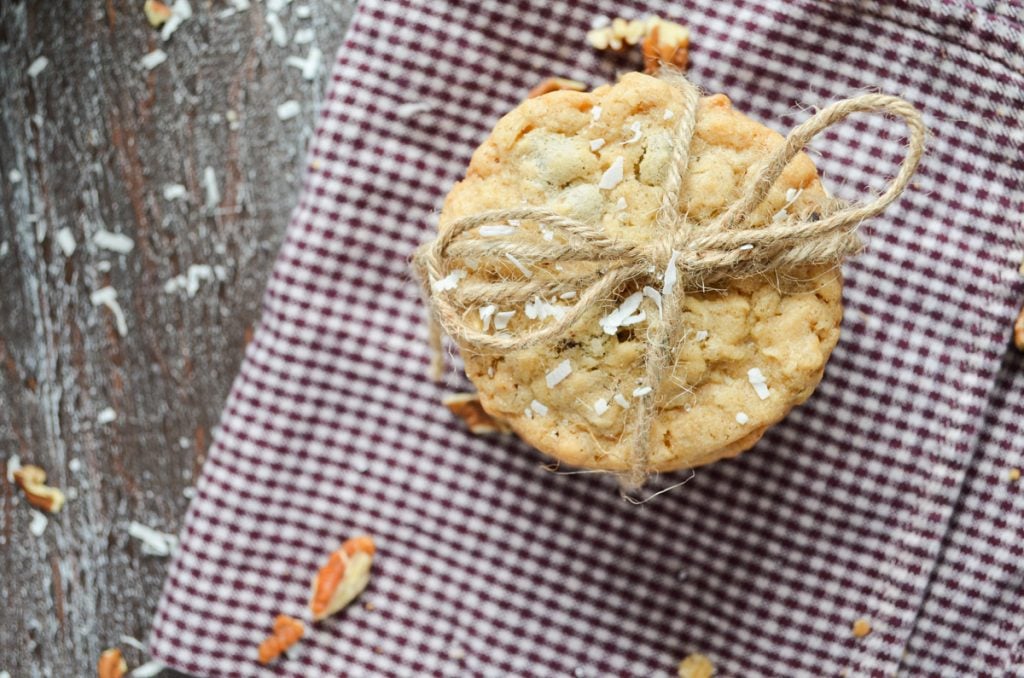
[524,296,566,321]
[265,12,288,47]
[590,138,605,151]
[90,287,128,336]
[545,359,572,388]
[94,229,135,254]
[622,121,643,144]
[662,250,681,296]
[642,285,662,319]
[524,407,533,419]
[203,166,220,209]
[619,310,646,326]
[529,400,549,416]
[286,45,322,80]
[772,208,788,223]
[600,291,644,334]
[8,169,22,184]
[68,458,81,472]
[479,304,496,331]
[276,100,301,120]
[55,228,76,256]
[663,109,674,120]
[614,393,630,409]
[396,101,435,118]
[293,27,315,44]
[129,661,167,678]
[29,512,47,536]
[593,398,609,415]
[119,636,147,653]
[128,521,178,557]
[164,264,219,297]
[160,0,193,40]
[738,243,754,251]
[479,225,517,237]
[95,261,111,272]
[632,385,653,397]
[294,4,311,18]
[748,368,770,400]
[736,411,750,424]
[614,196,627,212]
[97,407,117,425]
[540,226,554,241]
[559,290,577,300]
[785,187,801,204]
[6,454,21,483]
[505,252,533,278]
[162,183,187,201]
[0,241,8,257]
[598,156,624,190]
[694,330,709,341]
[431,269,466,292]
[27,57,49,78]
[139,49,167,71]
[591,105,602,122]
[493,310,515,330]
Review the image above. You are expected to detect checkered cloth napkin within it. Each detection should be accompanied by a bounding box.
[148,1,1024,675]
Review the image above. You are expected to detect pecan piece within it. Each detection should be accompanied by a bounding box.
[643,19,690,74]
[97,648,127,678]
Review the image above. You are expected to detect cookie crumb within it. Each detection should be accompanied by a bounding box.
[677,653,714,678]
[258,615,304,665]
[851,617,872,638]
[443,393,510,434]
[1009,468,1021,482]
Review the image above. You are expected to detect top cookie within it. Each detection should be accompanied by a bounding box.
[438,72,842,472]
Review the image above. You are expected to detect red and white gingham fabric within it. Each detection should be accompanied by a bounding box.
[148,1,1024,675]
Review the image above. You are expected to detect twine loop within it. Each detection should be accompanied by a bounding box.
[414,72,925,488]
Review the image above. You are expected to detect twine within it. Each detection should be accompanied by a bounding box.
[413,72,925,487]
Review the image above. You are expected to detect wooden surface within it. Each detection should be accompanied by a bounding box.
[0,2,355,676]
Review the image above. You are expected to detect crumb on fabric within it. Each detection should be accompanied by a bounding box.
[851,617,872,638]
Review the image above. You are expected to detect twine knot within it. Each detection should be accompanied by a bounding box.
[414,72,925,488]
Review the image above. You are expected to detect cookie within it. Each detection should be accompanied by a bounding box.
[437,72,842,472]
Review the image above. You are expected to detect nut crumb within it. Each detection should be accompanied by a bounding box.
[851,617,872,638]
[258,615,304,665]
[310,535,376,621]
[143,0,173,27]
[13,465,66,513]
[364,601,376,611]
[97,648,127,678]
[677,653,714,678]
[527,77,588,99]
[1009,468,1021,482]
[442,393,511,434]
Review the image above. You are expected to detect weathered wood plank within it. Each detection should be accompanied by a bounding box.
[0,2,355,675]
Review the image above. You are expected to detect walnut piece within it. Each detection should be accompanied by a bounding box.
[643,19,690,74]
[527,77,588,99]
[442,393,511,434]
[13,465,66,513]
[586,16,689,74]
[309,535,376,621]
[97,648,127,678]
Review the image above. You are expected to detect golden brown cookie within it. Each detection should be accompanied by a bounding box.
[438,72,842,472]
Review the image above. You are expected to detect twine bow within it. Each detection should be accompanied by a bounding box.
[414,73,925,487]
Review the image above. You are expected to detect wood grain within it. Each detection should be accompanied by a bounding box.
[0,2,355,675]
